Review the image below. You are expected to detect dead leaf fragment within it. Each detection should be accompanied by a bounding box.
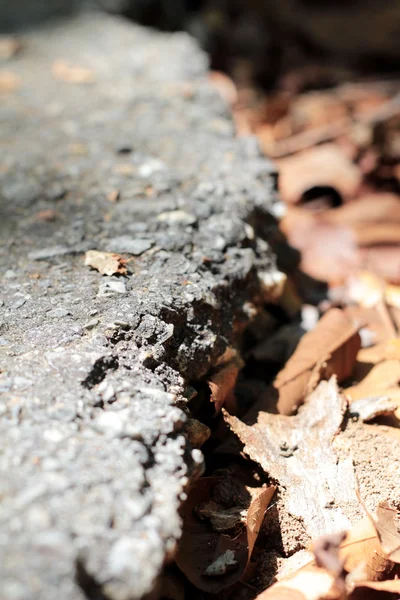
[225,378,360,539]
[345,360,400,418]
[277,144,362,205]
[254,565,339,600]
[339,516,392,582]
[106,190,120,203]
[348,396,397,422]
[273,308,361,414]
[175,477,275,594]
[0,36,22,60]
[84,250,127,276]
[374,502,400,563]
[0,70,21,93]
[52,60,96,84]
[313,531,347,579]
[203,549,239,577]
[208,356,244,414]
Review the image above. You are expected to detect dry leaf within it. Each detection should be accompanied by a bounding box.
[254,565,340,600]
[225,378,360,539]
[339,516,392,582]
[84,250,127,276]
[52,60,96,84]
[349,396,397,422]
[350,578,400,598]
[106,190,120,203]
[313,531,347,578]
[360,246,400,284]
[175,477,275,594]
[0,36,22,60]
[208,356,244,414]
[281,207,360,285]
[277,144,362,205]
[209,70,238,106]
[254,515,395,600]
[386,284,400,310]
[346,272,385,308]
[374,502,400,563]
[345,360,400,418]
[345,303,396,350]
[0,70,21,93]
[273,308,361,414]
[324,194,400,228]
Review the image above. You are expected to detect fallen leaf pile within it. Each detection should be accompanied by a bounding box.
[212,73,400,285]
[177,70,400,599]
[176,477,276,595]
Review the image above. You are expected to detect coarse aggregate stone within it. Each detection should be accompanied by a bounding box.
[0,10,281,599]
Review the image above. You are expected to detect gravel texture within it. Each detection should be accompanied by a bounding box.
[0,10,281,600]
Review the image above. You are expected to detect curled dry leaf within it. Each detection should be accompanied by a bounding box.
[52,60,96,84]
[374,502,400,563]
[225,378,360,539]
[273,308,361,415]
[175,477,275,594]
[349,578,400,599]
[345,359,400,419]
[277,144,362,205]
[339,516,393,583]
[254,514,395,600]
[360,246,400,285]
[84,250,127,276]
[357,338,400,364]
[208,355,244,414]
[254,565,340,600]
[349,396,397,422]
[281,207,360,286]
[323,193,400,228]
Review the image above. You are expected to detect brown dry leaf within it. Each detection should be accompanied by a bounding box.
[386,285,400,310]
[323,194,400,228]
[0,70,21,93]
[345,360,400,418]
[84,250,127,276]
[52,60,96,84]
[106,190,120,203]
[225,378,360,539]
[208,356,244,414]
[255,514,395,600]
[273,308,361,415]
[339,516,392,582]
[289,92,349,134]
[374,502,400,563]
[281,207,360,285]
[175,477,275,594]
[360,246,400,285]
[277,144,362,205]
[357,338,400,364]
[350,578,400,598]
[254,565,340,600]
[34,209,58,222]
[345,272,385,308]
[313,531,347,578]
[0,36,22,60]
[209,70,238,106]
